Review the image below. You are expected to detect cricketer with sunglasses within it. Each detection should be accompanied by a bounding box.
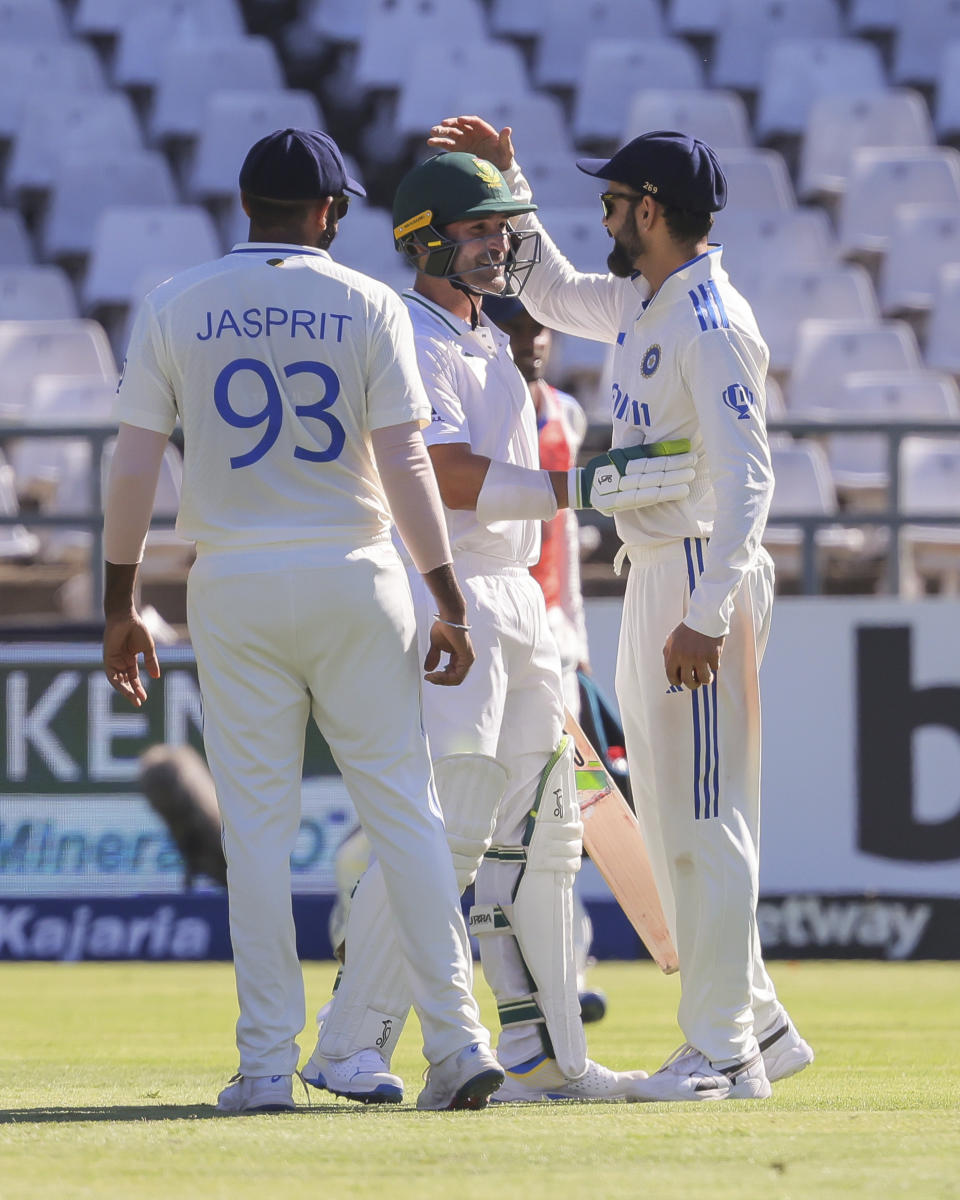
[428,116,814,1102]
[103,128,508,1114]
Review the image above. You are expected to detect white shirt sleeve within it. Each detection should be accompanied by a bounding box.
[504,160,627,344]
[114,299,178,435]
[414,337,472,447]
[365,291,433,431]
[680,327,774,638]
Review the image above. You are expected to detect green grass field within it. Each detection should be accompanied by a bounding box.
[1,960,957,1200]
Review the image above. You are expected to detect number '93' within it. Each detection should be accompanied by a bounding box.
[214,357,345,469]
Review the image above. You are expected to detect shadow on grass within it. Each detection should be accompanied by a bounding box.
[0,1099,428,1124]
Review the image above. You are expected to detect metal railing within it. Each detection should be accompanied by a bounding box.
[0,419,958,613]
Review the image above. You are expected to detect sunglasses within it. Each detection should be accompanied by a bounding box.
[599,190,645,219]
[332,195,350,219]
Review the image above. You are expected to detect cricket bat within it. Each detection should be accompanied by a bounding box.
[565,708,679,974]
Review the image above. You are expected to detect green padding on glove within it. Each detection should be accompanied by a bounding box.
[578,439,692,508]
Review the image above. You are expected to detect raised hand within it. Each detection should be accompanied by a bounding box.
[427,115,516,171]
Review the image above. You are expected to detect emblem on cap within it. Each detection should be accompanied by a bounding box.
[473,158,502,187]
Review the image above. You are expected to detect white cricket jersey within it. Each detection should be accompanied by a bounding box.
[402,289,542,567]
[505,163,774,637]
[115,243,431,556]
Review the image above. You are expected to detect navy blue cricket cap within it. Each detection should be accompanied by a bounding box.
[577,130,726,213]
[239,128,366,202]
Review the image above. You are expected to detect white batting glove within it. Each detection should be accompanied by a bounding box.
[568,440,696,514]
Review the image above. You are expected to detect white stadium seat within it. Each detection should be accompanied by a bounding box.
[0,0,67,44]
[711,0,842,91]
[5,93,143,199]
[879,204,960,316]
[573,39,704,146]
[0,211,34,267]
[717,149,796,213]
[188,90,325,201]
[798,90,934,202]
[534,0,665,91]
[892,0,960,87]
[83,207,222,312]
[75,0,243,39]
[838,147,960,260]
[489,0,546,37]
[534,208,612,274]
[714,208,836,279]
[755,38,886,142]
[454,92,572,157]
[354,0,486,91]
[302,0,371,45]
[0,267,78,320]
[933,42,960,142]
[0,319,117,422]
[0,461,39,561]
[925,263,960,375]
[329,207,413,294]
[112,0,248,88]
[518,151,599,210]
[394,41,529,139]
[0,42,105,144]
[847,0,898,35]
[42,152,179,263]
[788,318,922,411]
[668,0,724,36]
[150,38,285,143]
[900,437,960,594]
[624,89,752,151]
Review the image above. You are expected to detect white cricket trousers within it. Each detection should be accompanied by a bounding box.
[615,537,781,1064]
[187,541,487,1075]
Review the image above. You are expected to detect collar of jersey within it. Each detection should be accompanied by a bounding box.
[641,244,725,313]
[228,242,331,258]
[402,289,468,337]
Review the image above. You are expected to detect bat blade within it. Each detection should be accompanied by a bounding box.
[565,708,678,974]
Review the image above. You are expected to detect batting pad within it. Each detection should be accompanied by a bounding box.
[433,753,508,890]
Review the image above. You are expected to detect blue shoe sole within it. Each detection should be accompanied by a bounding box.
[302,1072,402,1104]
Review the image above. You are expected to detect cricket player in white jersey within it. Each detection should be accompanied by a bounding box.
[428,118,815,1100]
[300,151,697,1105]
[101,128,505,1113]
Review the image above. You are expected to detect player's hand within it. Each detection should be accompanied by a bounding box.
[427,115,515,171]
[569,441,696,512]
[663,622,724,690]
[103,611,160,707]
[424,620,476,686]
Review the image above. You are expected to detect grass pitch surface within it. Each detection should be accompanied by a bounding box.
[1,960,957,1200]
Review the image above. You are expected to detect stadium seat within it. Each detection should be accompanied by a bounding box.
[900,436,960,594]
[891,0,960,87]
[714,208,837,279]
[29,374,118,425]
[0,319,117,423]
[0,211,34,267]
[453,92,573,156]
[82,207,221,312]
[788,318,922,411]
[353,0,486,92]
[716,149,796,213]
[42,152,179,264]
[879,204,960,316]
[624,89,752,151]
[533,208,611,273]
[933,42,960,143]
[763,440,864,585]
[755,38,886,142]
[0,267,78,320]
[711,0,842,92]
[0,0,67,44]
[837,148,960,261]
[74,0,242,38]
[394,41,529,140]
[5,93,143,200]
[0,42,105,145]
[0,461,39,561]
[300,0,371,45]
[822,370,960,498]
[736,266,879,376]
[668,0,724,37]
[149,38,285,144]
[798,90,934,202]
[572,39,704,147]
[533,0,665,91]
[188,90,324,201]
[924,263,960,375]
[112,0,248,88]
[329,207,412,293]
[489,0,546,38]
[846,0,899,36]
[516,151,598,210]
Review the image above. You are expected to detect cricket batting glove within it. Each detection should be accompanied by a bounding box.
[568,440,696,515]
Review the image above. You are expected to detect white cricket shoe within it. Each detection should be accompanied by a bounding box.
[215,1073,295,1114]
[630,1043,772,1102]
[491,1054,649,1103]
[300,1046,403,1104]
[416,1042,505,1111]
[758,1009,814,1082]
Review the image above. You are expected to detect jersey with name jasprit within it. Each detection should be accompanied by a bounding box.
[115,243,430,555]
[403,290,541,567]
[505,162,773,636]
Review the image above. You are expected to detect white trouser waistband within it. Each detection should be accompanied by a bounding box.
[613,536,709,575]
[454,549,531,577]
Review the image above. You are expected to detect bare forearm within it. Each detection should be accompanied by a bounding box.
[422,561,468,624]
[103,561,139,619]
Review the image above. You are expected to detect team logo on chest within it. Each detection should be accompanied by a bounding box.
[641,344,661,377]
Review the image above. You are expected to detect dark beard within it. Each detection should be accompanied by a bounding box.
[607,237,636,278]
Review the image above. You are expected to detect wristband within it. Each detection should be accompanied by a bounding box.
[434,614,472,631]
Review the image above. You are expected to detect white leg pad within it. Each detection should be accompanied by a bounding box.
[433,753,509,890]
[501,737,588,1078]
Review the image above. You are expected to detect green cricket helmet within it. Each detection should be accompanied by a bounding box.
[392,152,541,297]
